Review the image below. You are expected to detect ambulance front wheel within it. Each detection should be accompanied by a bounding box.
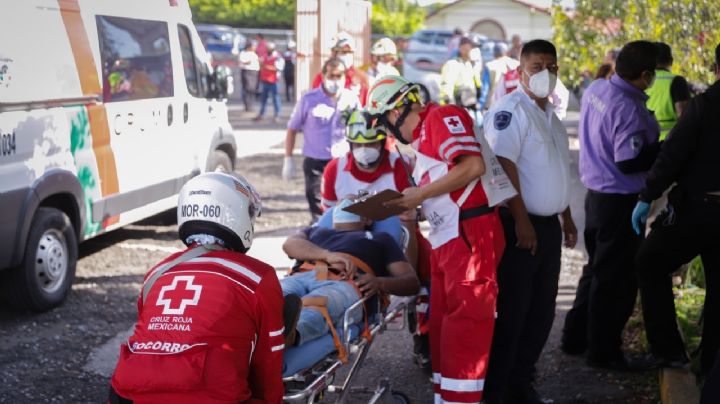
[3,207,77,311]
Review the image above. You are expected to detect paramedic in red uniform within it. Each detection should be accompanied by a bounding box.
[368,75,505,403]
[321,109,434,370]
[108,172,290,404]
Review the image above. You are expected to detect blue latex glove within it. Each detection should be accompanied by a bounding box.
[631,201,651,235]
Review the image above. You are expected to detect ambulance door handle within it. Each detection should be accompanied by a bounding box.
[183,102,189,123]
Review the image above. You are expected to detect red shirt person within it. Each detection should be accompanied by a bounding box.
[109,173,289,404]
[368,76,505,403]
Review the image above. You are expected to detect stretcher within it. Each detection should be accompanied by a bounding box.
[282,294,413,403]
[282,207,414,403]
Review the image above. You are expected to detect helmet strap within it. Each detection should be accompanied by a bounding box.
[386,104,412,144]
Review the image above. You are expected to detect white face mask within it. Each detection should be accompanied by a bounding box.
[339,53,354,68]
[352,146,381,166]
[377,61,391,72]
[323,79,343,95]
[523,68,557,99]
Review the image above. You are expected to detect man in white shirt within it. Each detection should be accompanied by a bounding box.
[239,41,260,111]
[483,39,577,404]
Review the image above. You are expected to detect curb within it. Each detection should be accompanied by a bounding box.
[659,367,700,404]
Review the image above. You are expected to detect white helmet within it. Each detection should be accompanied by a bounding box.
[371,37,397,56]
[331,31,355,52]
[177,172,262,252]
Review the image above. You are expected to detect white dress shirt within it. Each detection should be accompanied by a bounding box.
[484,89,571,216]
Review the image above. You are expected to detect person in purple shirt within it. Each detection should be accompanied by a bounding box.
[283,58,360,222]
[562,41,662,371]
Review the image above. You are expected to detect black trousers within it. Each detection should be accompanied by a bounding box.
[485,209,562,399]
[562,190,641,361]
[303,157,330,221]
[636,198,720,374]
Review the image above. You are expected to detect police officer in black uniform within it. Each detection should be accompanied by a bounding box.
[632,43,720,374]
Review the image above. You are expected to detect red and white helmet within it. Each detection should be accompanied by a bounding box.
[177,172,262,252]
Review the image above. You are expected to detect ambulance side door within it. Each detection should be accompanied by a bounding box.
[175,23,216,173]
[96,15,182,206]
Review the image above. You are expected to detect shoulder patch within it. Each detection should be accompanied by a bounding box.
[494,111,513,130]
[443,116,467,134]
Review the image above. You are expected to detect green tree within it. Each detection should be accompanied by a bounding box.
[552,0,720,89]
[371,0,426,37]
[189,0,426,36]
[189,0,295,29]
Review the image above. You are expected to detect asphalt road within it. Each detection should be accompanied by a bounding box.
[0,106,657,403]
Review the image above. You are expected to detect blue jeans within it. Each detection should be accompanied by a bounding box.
[258,81,281,118]
[281,271,360,345]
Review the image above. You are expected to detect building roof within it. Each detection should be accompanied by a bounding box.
[427,0,551,18]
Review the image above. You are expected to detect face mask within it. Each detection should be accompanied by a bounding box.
[377,61,391,72]
[323,79,342,94]
[352,146,381,166]
[339,53,354,68]
[523,68,557,99]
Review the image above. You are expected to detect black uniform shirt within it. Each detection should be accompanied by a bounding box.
[640,80,720,202]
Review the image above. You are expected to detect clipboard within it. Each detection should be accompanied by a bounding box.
[342,189,405,221]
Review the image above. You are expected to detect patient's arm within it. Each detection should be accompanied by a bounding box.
[282,232,357,277]
[358,261,419,296]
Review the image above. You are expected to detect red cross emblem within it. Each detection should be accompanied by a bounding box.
[447,118,460,127]
[371,100,378,109]
[156,276,202,315]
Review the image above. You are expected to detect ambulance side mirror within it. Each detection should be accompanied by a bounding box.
[212,65,234,99]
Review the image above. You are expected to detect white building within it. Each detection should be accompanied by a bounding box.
[424,0,552,41]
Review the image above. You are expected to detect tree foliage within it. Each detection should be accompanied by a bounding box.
[189,0,425,36]
[189,0,295,29]
[371,0,426,37]
[552,0,720,88]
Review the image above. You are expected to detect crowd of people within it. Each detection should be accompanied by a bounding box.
[106,28,720,404]
[238,33,297,119]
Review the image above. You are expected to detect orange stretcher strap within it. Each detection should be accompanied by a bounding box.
[302,296,348,364]
[290,253,389,345]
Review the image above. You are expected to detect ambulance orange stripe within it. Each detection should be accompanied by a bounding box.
[59,0,120,227]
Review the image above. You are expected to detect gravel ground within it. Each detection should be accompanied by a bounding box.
[0,107,657,403]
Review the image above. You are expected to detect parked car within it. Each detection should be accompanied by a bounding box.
[0,0,237,311]
[196,23,247,71]
[403,29,453,73]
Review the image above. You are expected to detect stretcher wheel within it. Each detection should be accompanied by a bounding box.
[389,391,410,403]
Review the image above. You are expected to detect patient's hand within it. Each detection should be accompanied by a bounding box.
[356,273,383,296]
[324,252,358,279]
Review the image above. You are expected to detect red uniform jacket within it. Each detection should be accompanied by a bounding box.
[111,246,285,403]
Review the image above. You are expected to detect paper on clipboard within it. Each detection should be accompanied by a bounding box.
[341,189,405,221]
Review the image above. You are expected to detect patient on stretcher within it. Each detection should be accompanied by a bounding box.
[281,199,419,347]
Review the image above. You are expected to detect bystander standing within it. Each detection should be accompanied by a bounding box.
[283,58,360,222]
[562,40,661,371]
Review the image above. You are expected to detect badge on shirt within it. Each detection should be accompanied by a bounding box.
[631,133,643,152]
[443,116,467,134]
[494,111,512,130]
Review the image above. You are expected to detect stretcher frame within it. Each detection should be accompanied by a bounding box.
[282,294,415,404]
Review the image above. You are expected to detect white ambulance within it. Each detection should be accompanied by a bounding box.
[0,0,238,310]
